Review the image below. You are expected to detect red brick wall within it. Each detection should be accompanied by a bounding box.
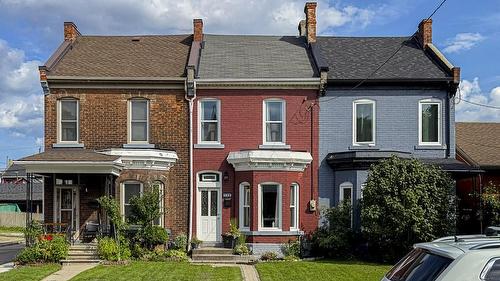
[192,89,319,240]
[44,88,189,236]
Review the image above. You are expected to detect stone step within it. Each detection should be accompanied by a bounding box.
[61,259,100,264]
[200,242,224,248]
[69,249,97,254]
[66,255,100,260]
[69,245,97,250]
[192,247,233,255]
[68,252,98,257]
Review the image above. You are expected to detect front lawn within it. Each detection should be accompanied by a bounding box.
[70,261,242,281]
[0,264,61,281]
[256,260,391,281]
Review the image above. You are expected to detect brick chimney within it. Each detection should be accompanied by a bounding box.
[304,2,317,44]
[64,22,81,42]
[417,19,432,46]
[193,19,203,42]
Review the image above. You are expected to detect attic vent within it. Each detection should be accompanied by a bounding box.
[131,37,141,42]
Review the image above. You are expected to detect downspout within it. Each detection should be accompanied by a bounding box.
[185,66,196,250]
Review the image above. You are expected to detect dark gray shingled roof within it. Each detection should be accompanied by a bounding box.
[19,149,119,162]
[47,35,192,78]
[197,35,317,79]
[316,36,451,81]
[1,164,26,178]
[0,183,43,201]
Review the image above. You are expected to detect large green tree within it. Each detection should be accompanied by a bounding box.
[361,156,456,262]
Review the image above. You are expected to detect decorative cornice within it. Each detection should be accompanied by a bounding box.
[227,150,312,172]
[99,148,178,171]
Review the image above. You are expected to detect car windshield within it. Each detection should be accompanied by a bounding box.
[386,248,453,281]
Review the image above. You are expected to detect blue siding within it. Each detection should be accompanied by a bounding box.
[319,88,455,211]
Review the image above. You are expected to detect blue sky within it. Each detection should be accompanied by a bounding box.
[0,0,498,166]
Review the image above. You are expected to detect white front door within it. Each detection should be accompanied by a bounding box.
[198,189,220,242]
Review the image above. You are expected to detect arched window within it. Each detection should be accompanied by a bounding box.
[239,182,251,230]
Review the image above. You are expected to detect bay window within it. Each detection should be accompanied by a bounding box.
[129,99,149,143]
[199,99,220,143]
[259,183,282,230]
[58,99,79,143]
[353,100,375,145]
[263,100,285,144]
[122,181,143,221]
[239,183,251,230]
[290,183,299,230]
[419,100,441,145]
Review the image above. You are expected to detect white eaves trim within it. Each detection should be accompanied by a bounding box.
[227,150,312,172]
[14,161,123,176]
[426,44,454,70]
[99,148,178,171]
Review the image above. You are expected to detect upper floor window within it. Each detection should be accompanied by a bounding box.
[419,100,441,145]
[263,99,285,144]
[128,99,149,143]
[199,99,220,143]
[58,99,79,143]
[353,99,375,145]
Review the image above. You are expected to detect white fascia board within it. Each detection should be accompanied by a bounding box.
[426,44,454,70]
[227,150,313,172]
[99,148,178,170]
[14,161,123,176]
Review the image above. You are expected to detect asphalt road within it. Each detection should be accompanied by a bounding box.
[0,244,24,264]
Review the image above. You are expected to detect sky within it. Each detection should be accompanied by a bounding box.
[0,0,499,166]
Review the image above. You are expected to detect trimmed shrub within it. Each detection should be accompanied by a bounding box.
[172,233,187,251]
[16,235,69,264]
[260,251,278,261]
[164,249,188,261]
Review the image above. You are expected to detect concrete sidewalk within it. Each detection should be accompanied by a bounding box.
[41,263,99,281]
[0,262,15,274]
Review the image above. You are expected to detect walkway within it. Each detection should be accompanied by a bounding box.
[41,263,99,281]
[240,264,260,281]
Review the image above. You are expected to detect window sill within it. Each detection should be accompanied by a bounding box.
[53,143,84,148]
[242,230,304,236]
[259,144,291,150]
[414,145,446,150]
[194,143,225,149]
[123,143,155,149]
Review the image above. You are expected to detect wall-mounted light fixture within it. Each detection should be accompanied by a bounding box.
[223,171,229,181]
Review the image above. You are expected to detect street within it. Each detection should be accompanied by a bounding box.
[0,244,23,264]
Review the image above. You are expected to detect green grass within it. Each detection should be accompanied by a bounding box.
[70,261,242,281]
[0,226,24,233]
[256,260,391,281]
[0,264,61,281]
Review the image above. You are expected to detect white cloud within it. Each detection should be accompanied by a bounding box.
[456,78,500,122]
[443,33,485,54]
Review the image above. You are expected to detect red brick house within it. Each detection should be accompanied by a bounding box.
[16,22,192,239]
[188,3,325,254]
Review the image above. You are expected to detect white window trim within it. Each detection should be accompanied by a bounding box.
[128,99,150,144]
[339,182,353,204]
[352,99,376,146]
[152,181,165,227]
[120,181,144,221]
[239,182,251,231]
[290,183,299,231]
[57,99,79,144]
[262,99,286,146]
[198,98,221,144]
[418,99,442,146]
[258,182,282,231]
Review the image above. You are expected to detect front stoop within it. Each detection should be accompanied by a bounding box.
[61,243,100,264]
[191,247,257,264]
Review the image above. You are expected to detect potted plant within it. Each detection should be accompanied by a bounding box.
[222,219,240,249]
[191,236,202,249]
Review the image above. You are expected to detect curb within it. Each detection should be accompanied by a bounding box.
[0,241,23,248]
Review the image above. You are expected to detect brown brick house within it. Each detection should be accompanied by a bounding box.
[16,22,192,239]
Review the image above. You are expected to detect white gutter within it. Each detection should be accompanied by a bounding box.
[185,80,196,249]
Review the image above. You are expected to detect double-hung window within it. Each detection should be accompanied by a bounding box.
[122,181,143,222]
[129,99,149,143]
[239,183,251,230]
[290,183,299,230]
[59,99,79,143]
[259,183,282,230]
[419,100,441,145]
[199,99,220,143]
[264,100,285,144]
[353,100,375,145]
[152,181,165,227]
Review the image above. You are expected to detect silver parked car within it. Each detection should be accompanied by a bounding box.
[382,235,500,281]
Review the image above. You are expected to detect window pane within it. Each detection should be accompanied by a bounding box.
[266,102,283,121]
[290,206,296,228]
[131,100,147,120]
[356,103,373,143]
[262,185,278,228]
[422,104,439,143]
[61,122,77,142]
[201,122,218,142]
[210,191,218,216]
[244,207,250,228]
[266,123,282,142]
[485,260,500,281]
[290,186,296,206]
[245,187,251,205]
[202,101,218,121]
[131,122,147,141]
[343,188,352,202]
[61,101,77,120]
[124,205,132,220]
[201,191,208,216]
[124,183,141,203]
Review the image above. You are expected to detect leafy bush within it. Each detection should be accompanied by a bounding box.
[16,235,69,264]
[172,233,187,251]
[164,249,188,261]
[137,225,168,250]
[97,236,131,261]
[190,236,202,248]
[281,240,300,259]
[24,220,43,246]
[234,244,250,255]
[311,201,355,258]
[283,255,299,261]
[361,156,456,262]
[482,183,500,227]
[129,189,163,226]
[98,196,127,237]
[260,251,278,261]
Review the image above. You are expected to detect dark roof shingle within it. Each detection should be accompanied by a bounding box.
[316,36,451,81]
[19,149,119,162]
[198,35,317,79]
[456,122,500,168]
[48,35,192,78]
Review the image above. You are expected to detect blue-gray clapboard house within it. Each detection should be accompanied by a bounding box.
[313,19,469,223]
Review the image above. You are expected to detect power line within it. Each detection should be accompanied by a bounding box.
[458,98,500,110]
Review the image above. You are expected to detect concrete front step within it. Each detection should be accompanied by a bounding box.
[67,254,100,259]
[192,247,233,255]
[61,259,100,264]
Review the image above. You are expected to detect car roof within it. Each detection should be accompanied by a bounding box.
[415,235,500,259]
